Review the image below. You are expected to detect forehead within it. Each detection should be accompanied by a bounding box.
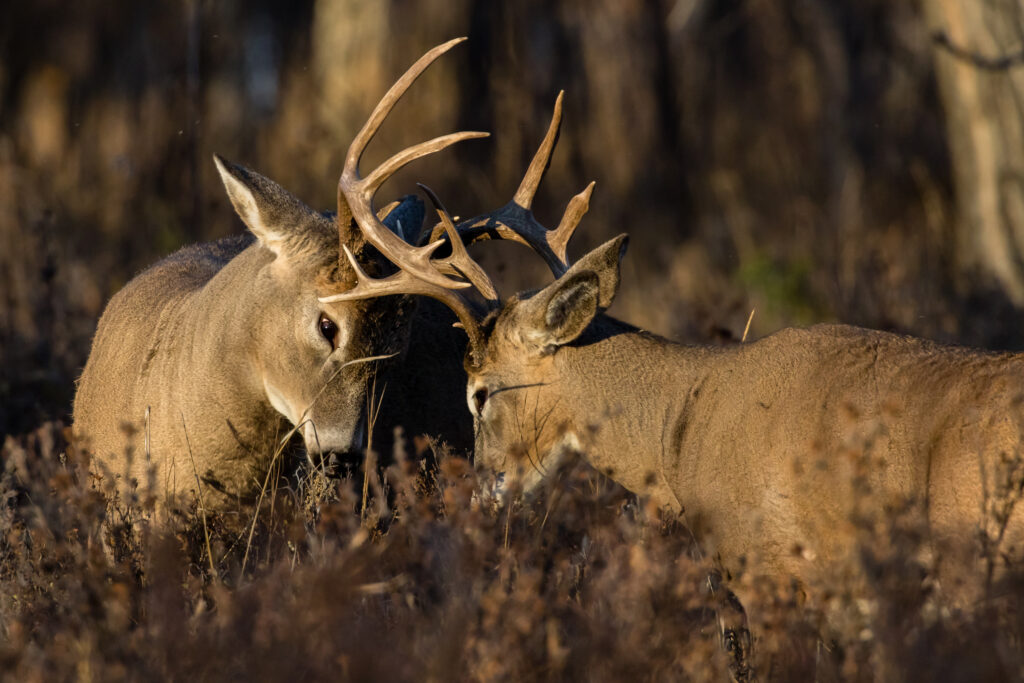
[471,297,532,369]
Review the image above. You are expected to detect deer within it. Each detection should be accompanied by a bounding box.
[72,39,485,512]
[326,88,1024,614]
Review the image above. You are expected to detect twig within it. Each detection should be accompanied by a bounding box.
[361,378,387,521]
[933,31,1024,71]
[144,406,152,461]
[361,450,376,521]
[356,574,407,595]
[180,412,217,578]
[741,308,756,343]
[239,426,293,580]
[504,495,513,550]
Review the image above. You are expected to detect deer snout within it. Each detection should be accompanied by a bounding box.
[301,412,366,459]
[303,416,368,479]
[472,469,508,509]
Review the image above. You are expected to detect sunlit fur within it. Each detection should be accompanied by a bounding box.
[73,159,434,510]
[469,235,1024,605]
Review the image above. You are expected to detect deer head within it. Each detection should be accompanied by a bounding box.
[213,38,487,463]
[321,90,620,494]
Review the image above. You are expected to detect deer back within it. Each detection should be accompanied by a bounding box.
[466,240,1024,601]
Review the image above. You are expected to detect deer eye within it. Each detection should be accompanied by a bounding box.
[473,387,489,415]
[318,313,339,348]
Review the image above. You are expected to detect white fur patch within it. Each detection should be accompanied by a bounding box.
[264,378,299,425]
[466,382,481,418]
[301,420,359,455]
[555,431,583,456]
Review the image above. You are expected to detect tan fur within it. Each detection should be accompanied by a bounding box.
[72,158,466,510]
[74,41,487,511]
[469,236,1024,602]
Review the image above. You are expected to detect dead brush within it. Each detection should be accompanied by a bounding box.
[3,424,1024,680]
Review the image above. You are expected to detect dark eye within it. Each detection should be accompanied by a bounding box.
[473,387,489,414]
[319,313,339,348]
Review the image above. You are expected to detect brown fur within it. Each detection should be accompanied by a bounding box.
[73,158,470,511]
[469,235,1024,603]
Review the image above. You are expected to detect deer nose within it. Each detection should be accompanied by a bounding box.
[324,450,360,478]
[472,470,507,508]
[319,416,368,478]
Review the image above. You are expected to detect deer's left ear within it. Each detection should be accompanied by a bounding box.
[568,233,628,311]
[520,234,629,354]
[531,271,601,353]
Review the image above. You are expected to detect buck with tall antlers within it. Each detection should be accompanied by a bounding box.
[334,87,1024,602]
[73,40,483,510]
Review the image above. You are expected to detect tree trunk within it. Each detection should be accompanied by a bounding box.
[924,0,1024,303]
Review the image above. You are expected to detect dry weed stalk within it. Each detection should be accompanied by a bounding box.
[1,423,1023,680]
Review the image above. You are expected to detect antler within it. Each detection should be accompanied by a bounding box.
[429,91,595,278]
[332,37,490,291]
[322,186,496,363]
[324,60,596,366]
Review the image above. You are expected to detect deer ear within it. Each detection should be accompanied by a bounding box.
[520,234,628,354]
[563,234,629,311]
[213,154,316,258]
[524,271,601,354]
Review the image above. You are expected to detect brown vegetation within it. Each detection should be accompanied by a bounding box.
[2,424,1023,680]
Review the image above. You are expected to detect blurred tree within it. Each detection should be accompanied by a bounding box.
[925,0,1024,303]
[4,0,1023,438]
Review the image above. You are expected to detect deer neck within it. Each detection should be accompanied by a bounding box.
[553,318,715,509]
[179,246,284,441]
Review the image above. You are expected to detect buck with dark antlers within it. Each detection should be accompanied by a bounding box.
[73,40,482,511]
[334,86,1024,607]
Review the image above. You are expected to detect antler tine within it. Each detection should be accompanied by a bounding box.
[320,245,489,365]
[345,37,469,171]
[336,38,489,291]
[549,180,595,265]
[418,184,498,303]
[513,90,563,209]
[363,132,488,196]
[427,92,591,277]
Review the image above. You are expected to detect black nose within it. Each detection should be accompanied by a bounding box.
[323,448,364,479]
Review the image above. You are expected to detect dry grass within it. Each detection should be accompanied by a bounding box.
[2,424,1023,681]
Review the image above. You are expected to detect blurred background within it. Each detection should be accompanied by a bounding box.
[2,0,1022,439]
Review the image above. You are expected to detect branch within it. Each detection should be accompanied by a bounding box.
[933,31,1024,71]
